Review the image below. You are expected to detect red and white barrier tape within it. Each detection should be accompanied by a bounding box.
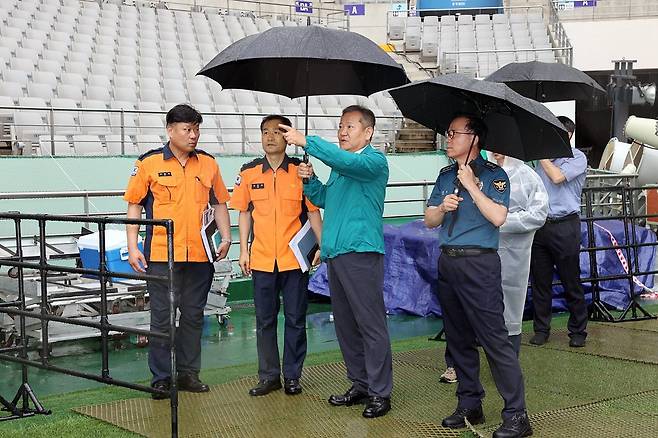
[592,223,655,293]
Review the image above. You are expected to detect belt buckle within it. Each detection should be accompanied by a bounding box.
[446,248,463,257]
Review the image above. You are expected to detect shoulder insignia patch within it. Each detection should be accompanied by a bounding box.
[130,166,139,176]
[492,179,507,193]
[234,175,241,186]
[482,161,499,171]
[440,163,456,174]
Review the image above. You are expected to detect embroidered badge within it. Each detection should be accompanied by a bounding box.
[130,167,138,176]
[251,183,265,190]
[234,175,241,186]
[492,179,507,193]
[157,171,172,177]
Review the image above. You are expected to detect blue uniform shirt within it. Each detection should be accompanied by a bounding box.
[428,156,510,249]
[535,147,587,218]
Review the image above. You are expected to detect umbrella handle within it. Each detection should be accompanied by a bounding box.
[303,152,309,184]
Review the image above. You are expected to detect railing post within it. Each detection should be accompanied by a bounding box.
[98,222,110,379]
[120,109,126,156]
[83,193,90,230]
[422,181,428,213]
[241,113,246,155]
[37,219,49,364]
[49,107,55,156]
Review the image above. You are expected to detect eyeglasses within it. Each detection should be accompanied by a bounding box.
[445,130,475,140]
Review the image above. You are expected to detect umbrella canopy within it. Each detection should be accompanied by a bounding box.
[387,74,572,161]
[485,61,606,102]
[197,25,409,99]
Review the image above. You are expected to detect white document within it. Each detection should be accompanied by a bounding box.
[288,220,319,273]
[201,207,219,262]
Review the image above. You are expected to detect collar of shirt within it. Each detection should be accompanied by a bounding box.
[354,144,369,154]
[162,141,197,160]
[261,154,291,173]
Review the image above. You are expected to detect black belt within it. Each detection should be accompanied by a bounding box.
[441,246,496,257]
[545,213,579,224]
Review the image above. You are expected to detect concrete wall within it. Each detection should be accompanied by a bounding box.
[345,3,390,44]
[563,18,658,71]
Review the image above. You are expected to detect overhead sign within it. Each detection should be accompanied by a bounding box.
[416,0,503,11]
[574,0,597,7]
[556,1,574,10]
[344,4,366,16]
[295,1,313,14]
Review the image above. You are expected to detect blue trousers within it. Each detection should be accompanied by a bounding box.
[147,262,214,385]
[438,252,526,420]
[252,265,308,380]
[327,252,393,397]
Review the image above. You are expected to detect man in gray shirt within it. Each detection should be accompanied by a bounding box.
[530,116,588,348]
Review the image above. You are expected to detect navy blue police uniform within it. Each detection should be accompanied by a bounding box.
[428,155,527,420]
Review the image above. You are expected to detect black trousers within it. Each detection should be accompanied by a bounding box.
[530,216,588,338]
[147,262,214,384]
[251,266,309,381]
[438,252,526,420]
[327,252,393,397]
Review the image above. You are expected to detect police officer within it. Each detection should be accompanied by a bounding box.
[124,104,232,399]
[530,116,588,348]
[425,114,532,438]
[230,115,322,397]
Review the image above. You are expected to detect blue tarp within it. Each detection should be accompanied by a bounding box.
[308,219,656,317]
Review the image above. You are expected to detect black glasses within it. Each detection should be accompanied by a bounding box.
[445,130,475,140]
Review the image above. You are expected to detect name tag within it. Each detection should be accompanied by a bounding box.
[158,171,172,177]
[251,183,265,190]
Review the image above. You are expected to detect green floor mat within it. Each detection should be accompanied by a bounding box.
[521,321,658,365]
[71,320,658,437]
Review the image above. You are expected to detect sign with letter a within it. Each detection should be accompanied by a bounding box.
[343,4,366,16]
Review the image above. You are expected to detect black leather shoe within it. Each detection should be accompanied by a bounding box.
[362,396,391,418]
[493,411,533,438]
[151,380,170,400]
[441,406,485,429]
[529,332,549,346]
[178,373,210,393]
[248,378,282,396]
[328,386,369,406]
[284,378,303,395]
[569,335,586,348]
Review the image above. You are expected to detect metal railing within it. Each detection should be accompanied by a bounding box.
[439,46,572,75]
[551,0,658,20]
[0,105,404,157]
[111,0,350,29]
[581,183,658,322]
[547,0,574,65]
[386,4,547,46]
[0,213,180,436]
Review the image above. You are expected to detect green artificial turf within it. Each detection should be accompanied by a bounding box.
[1,305,657,437]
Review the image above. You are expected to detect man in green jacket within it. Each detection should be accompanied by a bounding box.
[280,105,392,419]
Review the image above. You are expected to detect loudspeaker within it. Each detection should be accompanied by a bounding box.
[624,116,658,149]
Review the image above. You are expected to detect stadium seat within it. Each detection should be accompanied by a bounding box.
[73,134,106,155]
[39,135,74,156]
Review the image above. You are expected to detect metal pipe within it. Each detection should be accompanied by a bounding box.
[0,308,168,338]
[38,220,49,365]
[14,218,29,412]
[98,223,109,379]
[166,221,178,438]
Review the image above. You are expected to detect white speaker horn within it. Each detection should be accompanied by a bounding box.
[624,116,658,149]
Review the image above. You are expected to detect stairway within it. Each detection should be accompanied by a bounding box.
[393,119,437,153]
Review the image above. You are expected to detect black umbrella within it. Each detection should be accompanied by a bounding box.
[484,61,606,102]
[198,24,408,175]
[198,25,408,100]
[387,74,572,162]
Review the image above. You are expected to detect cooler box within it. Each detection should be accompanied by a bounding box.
[77,230,143,282]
